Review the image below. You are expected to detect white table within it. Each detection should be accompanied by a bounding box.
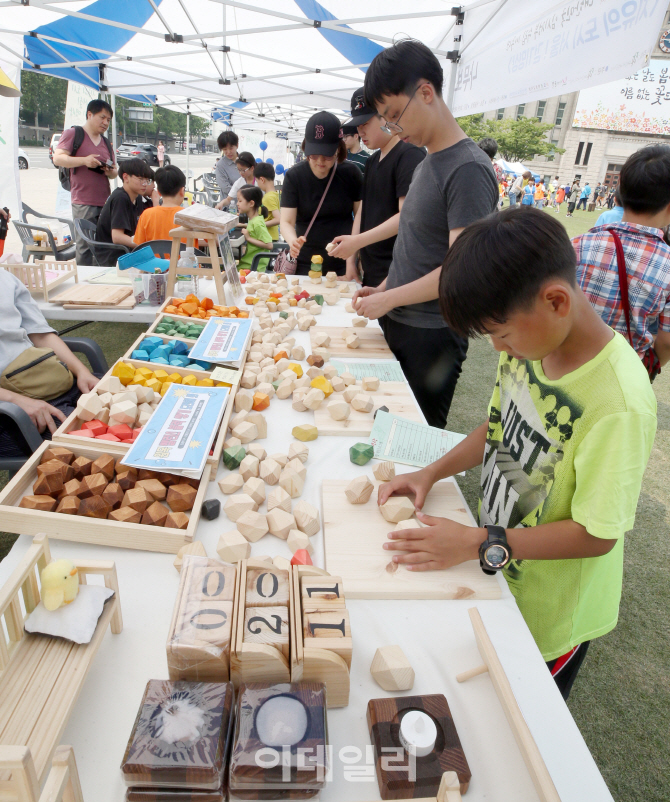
[0,283,614,802]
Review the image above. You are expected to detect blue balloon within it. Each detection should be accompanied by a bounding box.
[266,158,274,165]
[259,140,268,151]
[275,164,285,175]
[256,158,262,163]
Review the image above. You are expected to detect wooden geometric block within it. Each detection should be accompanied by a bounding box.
[362,376,380,392]
[37,459,74,483]
[303,388,325,410]
[343,386,359,403]
[91,453,116,481]
[77,495,112,519]
[287,529,313,555]
[288,442,309,464]
[292,423,318,442]
[167,483,197,512]
[307,354,325,368]
[121,486,153,513]
[351,394,374,413]
[243,476,266,506]
[373,461,396,482]
[278,466,304,499]
[43,446,74,465]
[102,482,124,509]
[234,389,254,412]
[173,540,207,572]
[259,458,281,486]
[370,645,415,691]
[109,400,137,426]
[115,470,137,492]
[379,495,415,523]
[216,530,251,563]
[239,455,260,482]
[303,609,352,668]
[56,496,81,515]
[331,376,346,393]
[142,500,170,526]
[232,420,258,444]
[32,470,64,497]
[218,473,244,495]
[108,506,142,524]
[266,507,296,539]
[345,333,360,349]
[286,457,307,482]
[243,605,289,658]
[136,478,167,500]
[293,500,320,536]
[301,575,345,610]
[223,444,246,470]
[166,511,190,530]
[57,478,84,500]
[236,510,269,542]
[19,494,58,512]
[223,493,256,522]
[71,456,93,480]
[350,442,374,465]
[252,392,270,411]
[79,473,108,499]
[327,399,350,421]
[345,474,374,504]
[313,332,331,348]
[245,411,267,439]
[245,567,290,608]
[246,444,267,461]
[267,486,292,514]
[75,392,104,422]
[340,371,356,386]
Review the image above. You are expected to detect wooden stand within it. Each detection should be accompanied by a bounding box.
[166,227,227,304]
[2,260,77,303]
[457,607,561,802]
[0,535,121,801]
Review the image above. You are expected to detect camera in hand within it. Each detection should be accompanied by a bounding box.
[0,208,9,241]
[88,159,114,174]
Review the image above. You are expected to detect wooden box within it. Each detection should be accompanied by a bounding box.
[166,556,237,681]
[0,441,210,553]
[121,332,216,372]
[1,259,77,302]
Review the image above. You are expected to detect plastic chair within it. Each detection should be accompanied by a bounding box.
[0,338,108,475]
[73,218,130,267]
[132,240,206,260]
[22,203,75,242]
[12,220,76,264]
[249,243,289,273]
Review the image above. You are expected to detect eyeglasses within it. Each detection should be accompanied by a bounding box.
[379,84,425,134]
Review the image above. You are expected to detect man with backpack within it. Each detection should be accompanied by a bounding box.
[53,99,117,266]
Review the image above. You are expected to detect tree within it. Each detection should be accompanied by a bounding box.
[113,96,210,145]
[19,71,67,133]
[456,114,565,162]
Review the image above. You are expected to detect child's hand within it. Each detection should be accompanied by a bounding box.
[384,514,483,571]
[377,467,436,511]
[76,370,99,394]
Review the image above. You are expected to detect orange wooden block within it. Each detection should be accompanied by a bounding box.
[238,311,249,318]
[165,305,179,314]
[56,496,80,515]
[165,511,189,529]
[252,392,270,411]
[77,496,112,519]
[108,506,142,524]
[142,500,170,526]
[273,351,289,363]
[200,297,213,310]
[166,483,197,512]
[19,495,57,512]
[79,473,108,498]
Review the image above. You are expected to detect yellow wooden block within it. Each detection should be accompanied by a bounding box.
[130,376,146,386]
[310,376,333,397]
[145,377,162,393]
[167,373,183,384]
[196,378,215,387]
[292,423,318,441]
[112,362,136,386]
[160,381,174,396]
[288,363,303,378]
[182,375,197,386]
[135,367,153,378]
[154,369,170,382]
[215,382,229,387]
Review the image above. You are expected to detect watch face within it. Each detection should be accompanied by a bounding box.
[660,30,670,53]
[485,544,508,568]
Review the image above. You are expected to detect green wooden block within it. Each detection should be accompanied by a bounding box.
[279,311,288,319]
[349,442,374,465]
[222,445,246,470]
[272,380,282,391]
[313,295,324,306]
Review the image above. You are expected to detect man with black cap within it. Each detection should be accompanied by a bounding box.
[342,124,370,173]
[330,87,425,287]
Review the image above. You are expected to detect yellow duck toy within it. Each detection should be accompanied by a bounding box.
[40,560,79,611]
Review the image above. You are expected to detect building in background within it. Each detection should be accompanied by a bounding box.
[483,2,670,190]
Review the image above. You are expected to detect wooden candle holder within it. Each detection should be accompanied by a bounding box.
[367,695,471,800]
[2,259,77,303]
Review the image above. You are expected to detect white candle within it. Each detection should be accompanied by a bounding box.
[399,710,437,757]
[256,696,308,747]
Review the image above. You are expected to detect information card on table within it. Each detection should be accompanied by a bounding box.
[331,359,405,382]
[369,410,467,469]
[122,384,229,478]
[188,317,251,366]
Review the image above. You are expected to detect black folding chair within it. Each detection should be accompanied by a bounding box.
[73,218,130,267]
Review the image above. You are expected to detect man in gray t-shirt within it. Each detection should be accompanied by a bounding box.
[215,130,241,197]
[353,40,498,427]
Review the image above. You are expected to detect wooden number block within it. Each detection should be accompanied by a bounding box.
[19,494,57,512]
[71,455,93,480]
[165,511,189,530]
[351,394,374,413]
[188,563,236,601]
[243,606,290,658]
[374,461,396,482]
[122,486,153,513]
[245,567,290,608]
[345,474,374,504]
[362,376,380,392]
[288,442,309,464]
[109,506,142,524]
[33,470,64,497]
[259,458,281,485]
[327,399,350,420]
[77,495,112,519]
[302,609,352,668]
[223,493,256,522]
[218,473,244,494]
[167,482,198,512]
[91,454,116,480]
[43,446,74,465]
[56,496,81,515]
[279,466,304,499]
[173,540,207,572]
[236,510,269,542]
[293,500,320,536]
[266,507,296,539]
[267,486,292,513]
[136,478,167,500]
[142,500,170,526]
[178,600,233,646]
[79,472,108,499]
[287,529,313,555]
[370,645,415,691]
[102,482,124,509]
[243,476,266,506]
[379,496,415,523]
[301,576,345,610]
[239,455,260,482]
[217,530,251,562]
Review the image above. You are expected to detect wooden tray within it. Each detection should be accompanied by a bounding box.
[310,326,393,359]
[314,381,422,436]
[51,283,132,306]
[322,479,501,600]
[145,312,205,343]
[121,332,214,368]
[1,260,77,303]
[0,441,209,553]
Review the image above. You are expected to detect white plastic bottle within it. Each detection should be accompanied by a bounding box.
[176,246,199,297]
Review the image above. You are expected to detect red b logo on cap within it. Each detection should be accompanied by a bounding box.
[314,124,324,139]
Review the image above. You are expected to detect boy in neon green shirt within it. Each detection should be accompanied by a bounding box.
[237,184,272,271]
[378,207,656,699]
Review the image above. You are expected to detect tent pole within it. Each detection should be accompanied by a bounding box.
[186,100,191,192]
[110,93,118,189]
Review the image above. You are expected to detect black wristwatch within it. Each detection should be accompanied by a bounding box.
[479,525,512,575]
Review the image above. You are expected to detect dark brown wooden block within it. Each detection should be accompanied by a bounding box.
[56,496,81,515]
[138,469,156,481]
[141,500,170,527]
[19,494,57,512]
[156,471,180,486]
[165,511,189,530]
[122,486,153,513]
[79,473,108,498]
[136,478,167,500]
[307,354,324,368]
[42,446,74,465]
[77,495,112,519]
[102,482,124,509]
[91,453,115,481]
[167,483,197,512]
[367,695,471,799]
[36,458,74,483]
[58,478,83,500]
[116,471,136,492]
[108,506,142,524]
[72,456,93,480]
[32,470,64,497]
[115,460,137,477]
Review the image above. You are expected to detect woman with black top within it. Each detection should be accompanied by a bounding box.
[280,111,363,276]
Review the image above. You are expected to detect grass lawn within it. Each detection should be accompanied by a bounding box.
[1,202,667,800]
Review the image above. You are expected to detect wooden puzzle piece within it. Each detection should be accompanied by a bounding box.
[243,605,290,658]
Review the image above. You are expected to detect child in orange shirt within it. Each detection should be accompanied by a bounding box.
[134,165,187,245]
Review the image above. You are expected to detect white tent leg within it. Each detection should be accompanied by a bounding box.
[186,101,191,191]
[110,93,118,189]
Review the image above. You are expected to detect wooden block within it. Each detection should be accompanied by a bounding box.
[187,563,236,602]
[237,510,269,542]
[307,354,324,368]
[345,474,374,504]
[373,461,396,482]
[122,485,153,513]
[165,510,190,530]
[267,486,292,514]
[345,333,360,349]
[362,376,380,392]
[79,472,108,498]
[323,364,338,380]
[351,393,374,413]
[142,500,170,526]
[239,454,260,482]
[77,495,112,518]
[259,458,281,485]
[286,457,307,483]
[370,645,415,691]
[102,482,124,509]
[350,442,374,465]
[56,495,81,515]
[234,389,254,412]
[287,528,313,555]
[19,494,57,511]
[91,453,116,481]
[37,458,74,483]
[108,399,137,426]
[57,478,85,500]
[217,530,251,562]
[303,609,352,668]
[33,469,64,497]
[245,567,290,608]
[343,386,359,403]
[245,411,267,439]
[266,507,296,539]
[270,452,289,467]
[167,483,198,512]
[71,455,93,480]
[293,500,320,536]
[177,600,234,650]
[218,473,244,494]
[278,466,304,499]
[330,375,345,393]
[136,478,167,500]
[43,446,74,465]
[352,317,368,328]
[223,444,246,470]
[246,443,267,461]
[379,496,415,523]
[76,392,104,421]
[327,399,350,420]
[109,506,142,524]
[232,420,258,444]
[273,555,292,572]
[243,605,289,658]
[276,378,295,399]
[252,392,270,411]
[292,423,318,442]
[223,493,256,522]
[95,375,124,394]
[340,371,356,386]
[292,390,308,412]
[313,332,331,348]
[173,540,207,572]
[301,575,345,609]
[291,345,306,360]
[286,443,308,466]
[116,470,136,492]
[241,477,264,507]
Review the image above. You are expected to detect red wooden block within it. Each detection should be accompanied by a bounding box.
[118,434,134,442]
[133,428,143,437]
[290,549,313,566]
[82,420,108,436]
[67,429,94,438]
[108,423,133,439]
[96,433,121,442]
